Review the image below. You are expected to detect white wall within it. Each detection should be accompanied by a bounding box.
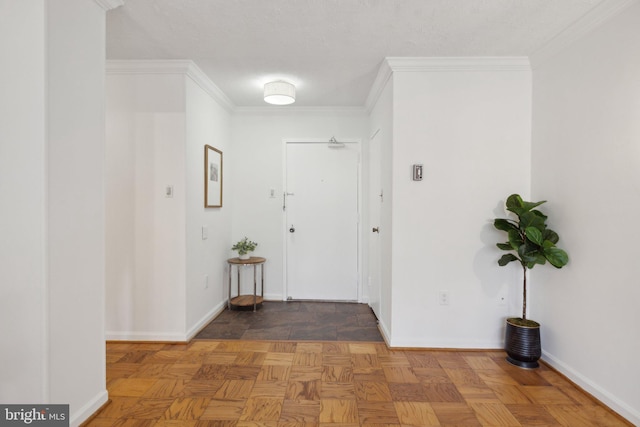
[531,3,640,423]
[185,77,233,336]
[106,72,188,340]
[0,0,47,403]
[106,62,233,341]
[1,1,110,424]
[47,1,109,423]
[230,109,368,300]
[387,60,532,348]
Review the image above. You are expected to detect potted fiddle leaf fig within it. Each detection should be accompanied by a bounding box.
[232,237,258,260]
[494,194,569,368]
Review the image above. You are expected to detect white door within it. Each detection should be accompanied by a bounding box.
[285,141,359,301]
[368,132,382,318]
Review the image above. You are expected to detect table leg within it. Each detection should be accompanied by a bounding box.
[261,263,264,299]
[237,267,240,303]
[227,263,231,309]
[253,264,257,312]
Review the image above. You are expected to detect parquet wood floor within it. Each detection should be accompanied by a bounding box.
[86,340,632,426]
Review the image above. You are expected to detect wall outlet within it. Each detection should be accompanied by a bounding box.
[204,274,209,289]
[438,291,450,305]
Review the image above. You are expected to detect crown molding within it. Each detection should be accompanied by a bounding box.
[106,59,194,75]
[106,59,235,113]
[385,56,531,72]
[529,0,638,68]
[364,60,393,114]
[185,62,235,113]
[365,56,530,113]
[234,106,366,115]
[94,0,124,11]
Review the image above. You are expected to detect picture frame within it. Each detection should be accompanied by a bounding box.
[204,145,223,207]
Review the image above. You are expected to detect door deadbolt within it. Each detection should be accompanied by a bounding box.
[289,225,296,233]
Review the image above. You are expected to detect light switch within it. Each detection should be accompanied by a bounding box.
[202,226,208,240]
[165,185,174,197]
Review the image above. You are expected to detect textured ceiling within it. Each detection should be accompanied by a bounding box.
[106,0,603,107]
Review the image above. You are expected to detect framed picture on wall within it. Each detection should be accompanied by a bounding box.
[205,145,223,207]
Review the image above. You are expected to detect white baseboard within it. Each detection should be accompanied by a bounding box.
[387,335,503,349]
[70,389,108,427]
[105,330,188,342]
[377,319,391,345]
[186,301,226,340]
[542,350,639,425]
[105,302,227,342]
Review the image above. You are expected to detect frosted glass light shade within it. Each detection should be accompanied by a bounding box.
[264,81,295,105]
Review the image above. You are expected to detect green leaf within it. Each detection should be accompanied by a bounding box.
[522,200,547,211]
[505,194,523,211]
[506,194,547,216]
[525,227,543,245]
[496,243,513,251]
[519,211,546,229]
[498,253,519,266]
[543,229,559,244]
[507,229,524,248]
[531,209,548,221]
[494,218,518,232]
[544,247,569,268]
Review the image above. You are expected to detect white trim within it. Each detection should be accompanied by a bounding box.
[106,59,193,75]
[365,57,530,113]
[184,62,235,113]
[385,56,531,72]
[281,139,289,302]
[530,0,638,68]
[388,337,504,349]
[377,319,392,346]
[542,350,639,425]
[364,60,393,114]
[106,60,235,113]
[94,0,124,11]
[70,389,109,427]
[185,302,226,341]
[105,331,189,342]
[235,106,366,115]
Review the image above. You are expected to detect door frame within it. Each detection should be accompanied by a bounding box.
[282,138,363,302]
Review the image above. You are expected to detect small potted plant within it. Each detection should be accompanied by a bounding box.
[494,194,569,368]
[232,237,258,260]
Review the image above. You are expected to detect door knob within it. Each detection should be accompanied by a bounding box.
[289,225,295,233]
[372,227,379,233]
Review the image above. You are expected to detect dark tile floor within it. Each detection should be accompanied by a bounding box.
[194,301,383,342]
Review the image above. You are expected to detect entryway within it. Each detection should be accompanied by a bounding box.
[194,301,382,341]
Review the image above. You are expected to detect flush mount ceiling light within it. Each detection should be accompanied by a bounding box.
[264,81,295,105]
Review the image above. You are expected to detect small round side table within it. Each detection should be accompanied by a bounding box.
[227,256,266,312]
